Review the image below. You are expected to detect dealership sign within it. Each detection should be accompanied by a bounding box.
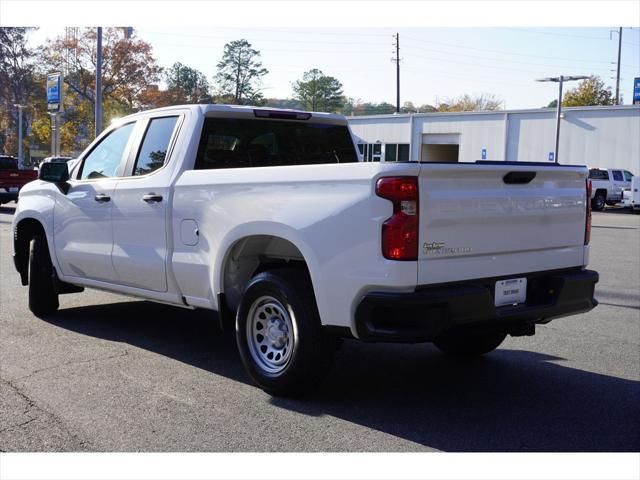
[633,77,640,105]
[47,73,63,112]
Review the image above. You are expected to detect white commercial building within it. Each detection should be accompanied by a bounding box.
[348,105,640,172]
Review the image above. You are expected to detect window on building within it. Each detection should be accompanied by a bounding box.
[398,144,409,162]
[383,143,410,162]
[133,116,179,176]
[385,144,397,162]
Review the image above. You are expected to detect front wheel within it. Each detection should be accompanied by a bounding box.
[28,233,59,316]
[433,330,506,356]
[235,268,335,396]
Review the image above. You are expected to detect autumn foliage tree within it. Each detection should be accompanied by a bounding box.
[0,27,38,156]
[35,27,162,153]
[437,93,503,112]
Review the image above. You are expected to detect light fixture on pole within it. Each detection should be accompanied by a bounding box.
[13,104,27,168]
[536,75,589,163]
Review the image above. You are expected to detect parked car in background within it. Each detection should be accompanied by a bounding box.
[0,156,38,205]
[588,168,634,210]
[628,176,640,213]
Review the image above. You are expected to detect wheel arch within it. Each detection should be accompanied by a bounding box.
[215,226,319,319]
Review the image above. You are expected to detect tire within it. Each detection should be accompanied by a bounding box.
[433,330,506,357]
[28,233,59,316]
[591,192,606,211]
[235,268,336,396]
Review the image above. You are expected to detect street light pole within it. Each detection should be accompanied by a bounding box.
[554,77,563,164]
[13,104,26,168]
[536,75,589,163]
[615,27,622,105]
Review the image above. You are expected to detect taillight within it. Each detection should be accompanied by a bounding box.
[585,179,592,245]
[376,177,419,260]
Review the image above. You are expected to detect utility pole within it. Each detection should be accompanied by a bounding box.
[95,27,103,137]
[394,33,400,113]
[536,75,589,163]
[615,27,622,105]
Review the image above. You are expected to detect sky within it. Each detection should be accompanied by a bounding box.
[28,26,640,110]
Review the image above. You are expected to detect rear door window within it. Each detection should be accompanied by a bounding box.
[133,116,179,176]
[612,170,624,181]
[195,118,357,169]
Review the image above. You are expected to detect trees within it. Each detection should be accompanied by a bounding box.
[0,28,37,155]
[562,76,615,107]
[292,69,344,113]
[165,62,210,103]
[437,94,503,112]
[39,28,162,112]
[36,28,163,152]
[214,39,268,105]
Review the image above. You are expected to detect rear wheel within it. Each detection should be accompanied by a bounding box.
[235,268,335,396]
[433,330,506,356]
[28,233,59,316]
[591,192,606,211]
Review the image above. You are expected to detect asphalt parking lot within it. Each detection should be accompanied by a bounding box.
[1,204,638,452]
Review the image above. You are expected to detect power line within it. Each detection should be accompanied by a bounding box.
[401,34,636,66]
[400,42,637,76]
[143,30,391,47]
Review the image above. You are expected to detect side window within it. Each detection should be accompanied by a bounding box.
[589,169,608,180]
[133,116,179,176]
[79,123,135,180]
[623,170,634,181]
[612,170,623,181]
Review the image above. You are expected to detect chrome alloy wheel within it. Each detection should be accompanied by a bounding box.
[246,295,295,374]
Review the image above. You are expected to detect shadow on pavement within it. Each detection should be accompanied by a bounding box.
[43,300,640,452]
[595,206,635,215]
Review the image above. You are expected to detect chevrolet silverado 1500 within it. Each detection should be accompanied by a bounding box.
[12,105,598,395]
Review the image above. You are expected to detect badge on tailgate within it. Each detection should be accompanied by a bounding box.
[494,278,527,307]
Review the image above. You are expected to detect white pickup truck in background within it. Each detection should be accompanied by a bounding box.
[12,105,599,395]
[588,167,634,210]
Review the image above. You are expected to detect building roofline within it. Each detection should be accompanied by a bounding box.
[347,104,640,121]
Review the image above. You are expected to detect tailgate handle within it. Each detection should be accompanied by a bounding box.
[503,171,536,184]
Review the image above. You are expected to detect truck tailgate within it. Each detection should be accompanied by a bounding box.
[417,163,588,285]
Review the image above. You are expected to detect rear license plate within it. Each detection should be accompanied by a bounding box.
[8,187,18,193]
[495,277,527,307]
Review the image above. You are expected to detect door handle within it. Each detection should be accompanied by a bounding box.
[142,193,163,203]
[94,193,111,203]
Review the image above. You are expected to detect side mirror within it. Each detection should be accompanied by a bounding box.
[39,162,70,183]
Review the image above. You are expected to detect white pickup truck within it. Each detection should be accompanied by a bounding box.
[588,167,634,210]
[12,105,598,395]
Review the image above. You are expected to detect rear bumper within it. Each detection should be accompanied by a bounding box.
[355,268,598,342]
